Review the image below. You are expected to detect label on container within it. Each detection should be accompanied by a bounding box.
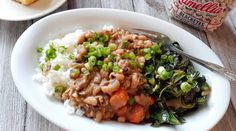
[169,0,235,31]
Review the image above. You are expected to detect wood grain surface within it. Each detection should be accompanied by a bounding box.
[0,0,236,131]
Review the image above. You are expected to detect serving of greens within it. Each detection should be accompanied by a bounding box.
[142,42,210,126]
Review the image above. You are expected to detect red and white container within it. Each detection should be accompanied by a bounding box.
[169,0,236,31]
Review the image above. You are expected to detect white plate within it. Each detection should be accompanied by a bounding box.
[11,9,230,131]
[0,0,66,21]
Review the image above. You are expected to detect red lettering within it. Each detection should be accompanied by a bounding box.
[186,1,197,8]
[178,0,223,14]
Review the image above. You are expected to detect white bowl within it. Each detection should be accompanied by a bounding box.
[11,8,230,131]
[0,0,66,21]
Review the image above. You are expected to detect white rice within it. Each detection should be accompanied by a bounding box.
[63,99,76,114]
[33,29,84,97]
[33,25,114,114]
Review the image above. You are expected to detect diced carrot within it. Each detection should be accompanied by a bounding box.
[134,94,154,107]
[110,89,129,110]
[147,96,155,106]
[127,104,145,124]
[116,106,127,116]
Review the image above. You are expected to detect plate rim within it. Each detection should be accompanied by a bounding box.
[11,8,231,130]
[0,0,66,21]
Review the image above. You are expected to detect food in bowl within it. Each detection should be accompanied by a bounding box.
[33,26,210,126]
[15,0,38,5]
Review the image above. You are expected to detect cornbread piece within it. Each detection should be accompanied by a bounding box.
[15,0,38,5]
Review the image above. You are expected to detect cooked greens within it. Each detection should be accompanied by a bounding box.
[143,42,210,126]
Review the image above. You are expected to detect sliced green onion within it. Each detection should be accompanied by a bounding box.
[37,47,43,53]
[113,65,120,73]
[180,82,192,93]
[159,70,171,80]
[161,55,167,59]
[39,64,44,72]
[146,65,155,73]
[129,52,136,60]
[94,32,99,40]
[130,60,138,69]
[148,78,156,85]
[122,52,136,60]
[53,64,61,71]
[196,96,206,105]
[89,46,96,52]
[108,62,113,70]
[83,68,90,76]
[58,46,67,54]
[68,53,74,60]
[96,60,104,69]
[104,35,109,42]
[141,48,151,54]
[87,37,94,43]
[128,97,135,105]
[45,45,57,62]
[121,53,129,59]
[157,66,166,74]
[102,63,109,71]
[151,43,161,54]
[54,85,67,94]
[108,43,117,51]
[153,84,160,92]
[186,75,193,83]
[100,47,110,57]
[138,63,145,69]
[167,55,174,63]
[121,41,129,48]
[200,83,210,91]
[108,55,116,61]
[83,42,90,49]
[99,35,109,43]
[85,62,93,71]
[87,51,98,57]
[144,53,152,60]
[88,56,97,66]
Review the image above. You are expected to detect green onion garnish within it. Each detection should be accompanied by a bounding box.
[128,97,135,105]
[88,56,97,66]
[108,43,117,51]
[113,65,120,73]
[180,82,192,93]
[68,53,74,60]
[54,85,67,94]
[45,44,57,62]
[58,46,67,54]
[121,41,129,48]
[53,64,61,71]
[37,47,43,53]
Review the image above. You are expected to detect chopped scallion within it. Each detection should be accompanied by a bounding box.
[180,82,192,93]
[54,85,66,94]
[58,46,67,54]
[37,47,43,53]
[68,53,74,60]
[128,97,135,105]
[53,64,61,71]
[113,65,120,73]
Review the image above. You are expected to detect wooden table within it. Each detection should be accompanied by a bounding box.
[0,0,236,130]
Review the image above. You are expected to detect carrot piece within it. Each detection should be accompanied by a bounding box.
[127,104,145,124]
[116,106,128,116]
[134,94,154,107]
[110,89,129,110]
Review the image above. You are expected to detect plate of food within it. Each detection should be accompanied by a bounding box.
[11,8,230,131]
[0,0,66,21]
